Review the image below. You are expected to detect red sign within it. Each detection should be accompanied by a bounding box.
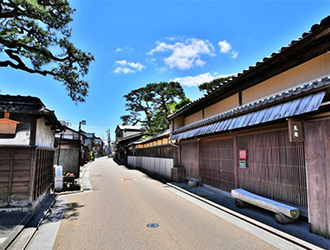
[239,150,247,160]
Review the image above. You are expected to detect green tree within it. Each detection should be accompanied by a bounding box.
[122,82,187,135]
[199,76,232,93]
[122,87,155,127]
[0,0,94,103]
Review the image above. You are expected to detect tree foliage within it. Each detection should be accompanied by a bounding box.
[0,0,94,102]
[198,76,232,93]
[122,81,188,135]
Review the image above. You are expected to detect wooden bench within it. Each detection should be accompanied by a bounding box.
[231,188,300,224]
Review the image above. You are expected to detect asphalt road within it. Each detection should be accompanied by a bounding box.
[48,157,278,250]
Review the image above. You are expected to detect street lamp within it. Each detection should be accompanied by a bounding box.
[79,120,86,131]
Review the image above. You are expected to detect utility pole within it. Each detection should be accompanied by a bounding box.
[106,129,111,154]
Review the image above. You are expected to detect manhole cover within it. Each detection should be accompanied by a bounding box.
[147,223,159,228]
[120,178,136,181]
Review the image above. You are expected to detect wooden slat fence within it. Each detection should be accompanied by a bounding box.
[237,129,307,209]
[129,145,176,159]
[0,147,32,206]
[33,148,54,200]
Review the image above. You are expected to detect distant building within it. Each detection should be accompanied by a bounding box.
[81,131,95,151]
[0,95,63,212]
[94,136,104,156]
[115,125,144,164]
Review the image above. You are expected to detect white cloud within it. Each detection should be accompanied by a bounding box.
[114,67,134,74]
[172,73,234,87]
[113,60,145,74]
[218,40,238,59]
[231,51,239,58]
[218,40,232,53]
[148,38,215,70]
[172,73,212,87]
[114,47,134,53]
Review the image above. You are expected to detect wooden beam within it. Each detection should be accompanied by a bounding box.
[232,188,300,219]
[30,117,37,146]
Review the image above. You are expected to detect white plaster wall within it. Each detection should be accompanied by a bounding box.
[35,117,55,148]
[128,156,173,179]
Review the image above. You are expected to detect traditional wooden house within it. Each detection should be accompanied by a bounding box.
[94,136,104,156]
[81,131,95,151]
[0,95,63,212]
[168,16,330,238]
[115,125,144,164]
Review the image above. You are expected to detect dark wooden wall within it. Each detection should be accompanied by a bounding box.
[237,129,307,209]
[0,147,32,206]
[200,137,235,192]
[33,148,54,200]
[305,119,330,238]
[0,147,54,208]
[180,140,199,180]
[130,145,176,159]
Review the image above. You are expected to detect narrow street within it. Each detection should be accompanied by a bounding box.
[28,158,295,250]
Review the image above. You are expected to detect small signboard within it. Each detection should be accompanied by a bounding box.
[288,119,304,142]
[54,165,63,191]
[0,113,20,135]
[239,150,247,160]
[239,160,247,169]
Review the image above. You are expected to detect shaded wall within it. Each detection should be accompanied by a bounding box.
[0,147,53,210]
[127,156,173,180]
[305,119,330,238]
[127,144,178,180]
[54,148,80,178]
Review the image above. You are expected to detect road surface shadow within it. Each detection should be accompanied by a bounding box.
[42,201,84,224]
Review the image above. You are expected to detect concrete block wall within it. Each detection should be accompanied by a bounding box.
[127,156,173,180]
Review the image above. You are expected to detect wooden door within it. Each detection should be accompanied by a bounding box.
[180,140,199,180]
[200,137,235,192]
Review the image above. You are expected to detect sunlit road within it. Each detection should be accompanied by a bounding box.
[51,157,275,250]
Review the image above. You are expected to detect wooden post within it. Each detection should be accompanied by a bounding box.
[29,147,37,203]
[234,134,238,188]
[197,138,201,185]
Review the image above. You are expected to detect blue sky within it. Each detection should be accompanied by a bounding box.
[0,1,329,141]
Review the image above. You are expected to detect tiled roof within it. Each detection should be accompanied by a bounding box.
[130,129,170,145]
[0,94,63,130]
[173,75,330,134]
[172,91,326,140]
[168,15,330,119]
[0,95,48,113]
[117,131,144,142]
